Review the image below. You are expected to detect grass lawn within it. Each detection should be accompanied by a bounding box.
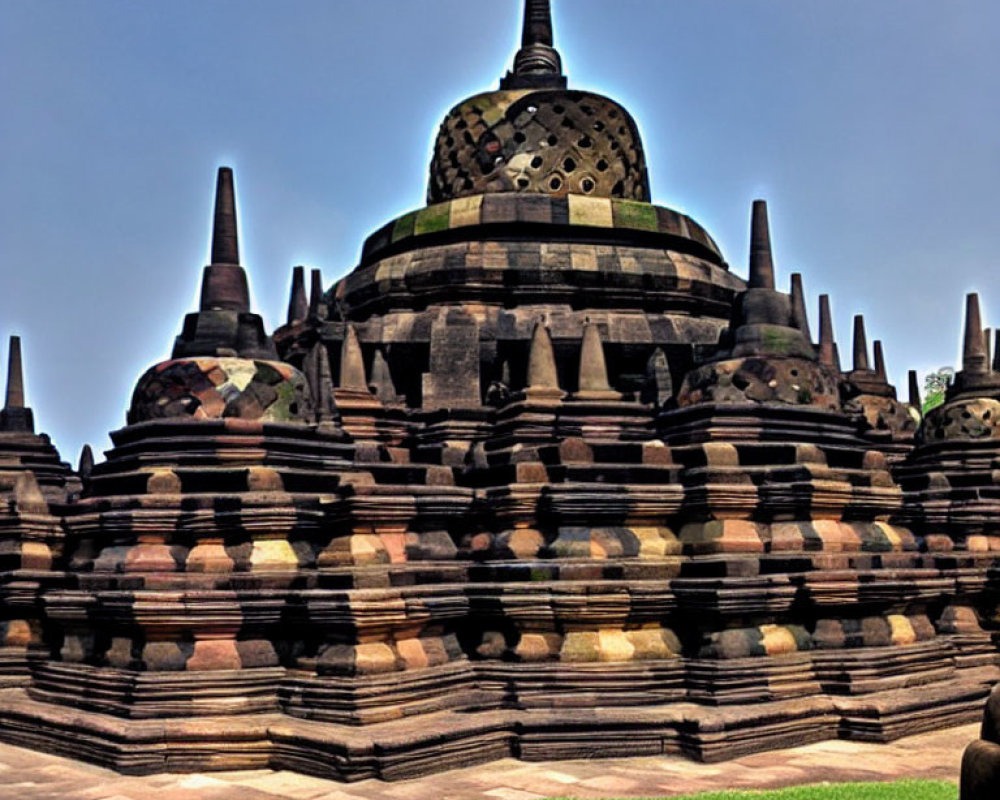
[547,779,957,800]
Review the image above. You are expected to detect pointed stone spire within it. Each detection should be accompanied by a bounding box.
[789,273,812,343]
[985,328,993,373]
[525,322,563,398]
[832,342,843,374]
[963,293,988,375]
[308,269,325,320]
[852,315,870,371]
[5,336,24,411]
[502,0,565,89]
[748,200,775,290]
[818,295,837,368]
[287,266,308,325]
[908,370,921,411]
[210,167,239,265]
[643,347,673,408]
[369,349,400,404]
[339,325,368,391]
[0,336,33,433]
[575,322,619,399]
[78,444,95,483]
[199,167,250,313]
[172,167,276,360]
[873,340,887,382]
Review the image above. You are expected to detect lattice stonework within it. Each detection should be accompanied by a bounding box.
[428,89,650,204]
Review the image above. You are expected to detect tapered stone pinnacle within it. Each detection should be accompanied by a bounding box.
[527,322,561,392]
[577,323,612,393]
[963,293,988,375]
[305,342,338,425]
[818,295,836,368]
[789,273,812,343]
[852,315,870,371]
[503,0,564,88]
[309,269,324,319]
[340,326,368,391]
[748,200,775,290]
[522,0,555,48]
[0,335,34,432]
[287,266,308,325]
[985,328,993,373]
[873,340,887,382]
[199,167,250,313]
[370,349,399,404]
[908,370,921,410]
[5,336,24,410]
[210,167,239,266]
[78,444,95,483]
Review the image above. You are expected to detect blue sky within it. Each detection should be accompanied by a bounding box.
[1,0,998,462]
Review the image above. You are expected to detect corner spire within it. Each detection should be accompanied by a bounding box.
[525,322,564,398]
[575,322,620,400]
[78,444,95,484]
[501,0,565,89]
[339,325,368,392]
[963,293,988,375]
[852,315,870,371]
[818,295,836,368]
[748,200,775,290]
[199,167,250,313]
[789,273,812,343]
[287,266,308,325]
[908,370,921,411]
[0,336,34,433]
[309,268,325,320]
[873,340,887,382]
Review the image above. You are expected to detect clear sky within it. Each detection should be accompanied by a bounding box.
[1,0,998,464]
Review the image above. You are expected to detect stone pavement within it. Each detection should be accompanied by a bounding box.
[0,724,973,800]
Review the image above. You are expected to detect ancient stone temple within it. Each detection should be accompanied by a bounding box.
[0,0,997,782]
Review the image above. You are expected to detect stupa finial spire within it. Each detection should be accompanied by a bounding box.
[818,294,837,368]
[522,0,555,48]
[873,340,888,382]
[210,166,239,266]
[963,293,988,375]
[789,273,812,343]
[0,336,34,433]
[748,200,775,290]
[502,0,565,89]
[287,266,308,325]
[5,336,24,411]
[853,315,870,371]
[199,167,250,313]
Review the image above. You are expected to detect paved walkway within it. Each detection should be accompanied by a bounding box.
[0,724,972,800]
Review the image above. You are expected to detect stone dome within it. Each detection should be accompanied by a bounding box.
[427,0,649,205]
[428,88,650,204]
[128,357,312,424]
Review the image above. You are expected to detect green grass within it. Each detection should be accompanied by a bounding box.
[548,779,957,800]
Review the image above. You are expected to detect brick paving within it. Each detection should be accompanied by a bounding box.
[0,724,972,800]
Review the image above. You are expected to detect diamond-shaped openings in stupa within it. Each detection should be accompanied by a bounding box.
[428,0,650,204]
